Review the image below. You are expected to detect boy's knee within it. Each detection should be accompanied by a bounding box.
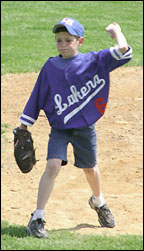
[45,159,61,178]
[82,166,97,175]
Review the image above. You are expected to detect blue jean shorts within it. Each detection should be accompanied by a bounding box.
[47,125,97,168]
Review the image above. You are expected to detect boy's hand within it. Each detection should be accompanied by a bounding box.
[106,22,128,53]
[106,22,121,39]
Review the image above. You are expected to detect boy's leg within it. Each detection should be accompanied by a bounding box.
[27,127,70,238]
[36,159,61,210]
[27,159,61,238]
[83,165,115,228]
[82,165,101,197]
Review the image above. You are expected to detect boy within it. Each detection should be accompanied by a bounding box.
[17,17,132,238]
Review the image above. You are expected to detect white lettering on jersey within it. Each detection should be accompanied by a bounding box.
[54,74,105,124]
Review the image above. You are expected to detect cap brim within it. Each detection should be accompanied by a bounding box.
[53,24,78,36]
[53,24,65,33]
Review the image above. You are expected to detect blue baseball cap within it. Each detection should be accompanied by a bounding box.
[52,17,84,37]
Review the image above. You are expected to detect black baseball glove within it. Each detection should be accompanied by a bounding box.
[13,127,36,173]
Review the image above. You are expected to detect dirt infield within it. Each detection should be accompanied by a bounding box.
[1,67,143,236]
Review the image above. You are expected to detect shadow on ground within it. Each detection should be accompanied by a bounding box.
[1,222,101,238]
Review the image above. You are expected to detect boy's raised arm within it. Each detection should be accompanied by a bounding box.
[106,22,128,53]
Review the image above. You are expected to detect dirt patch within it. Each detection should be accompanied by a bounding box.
[1,67,143,236]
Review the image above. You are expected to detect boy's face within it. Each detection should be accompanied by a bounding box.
[55,32,84,58]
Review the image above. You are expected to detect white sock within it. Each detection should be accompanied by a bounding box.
[32,209,45,220]
[92,193,106,208]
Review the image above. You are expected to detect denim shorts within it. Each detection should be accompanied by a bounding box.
[47,125,97,168]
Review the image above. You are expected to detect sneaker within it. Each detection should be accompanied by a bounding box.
[27,213,49,238]
[89,197,115,228]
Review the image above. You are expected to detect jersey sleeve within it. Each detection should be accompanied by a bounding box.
[109,45,132,71]
[94,45,132,73]
[19,66,49,126]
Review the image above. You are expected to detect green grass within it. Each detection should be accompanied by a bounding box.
[1,123,9,134]
[1,1,143,74]
[1,221,143,250]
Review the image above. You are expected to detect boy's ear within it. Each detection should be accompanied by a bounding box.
[79,37,84,46]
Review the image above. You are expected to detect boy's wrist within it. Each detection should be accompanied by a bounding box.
[19,124,27,130]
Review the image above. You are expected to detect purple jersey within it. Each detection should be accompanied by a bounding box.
[19,46,132,129]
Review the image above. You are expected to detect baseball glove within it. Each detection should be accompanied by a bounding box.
[13,127,36,173]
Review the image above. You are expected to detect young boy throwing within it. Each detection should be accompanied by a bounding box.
[17,17,132,238]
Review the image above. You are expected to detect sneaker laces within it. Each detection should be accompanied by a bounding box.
[36,218,46,230]
[97,205,112,216]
